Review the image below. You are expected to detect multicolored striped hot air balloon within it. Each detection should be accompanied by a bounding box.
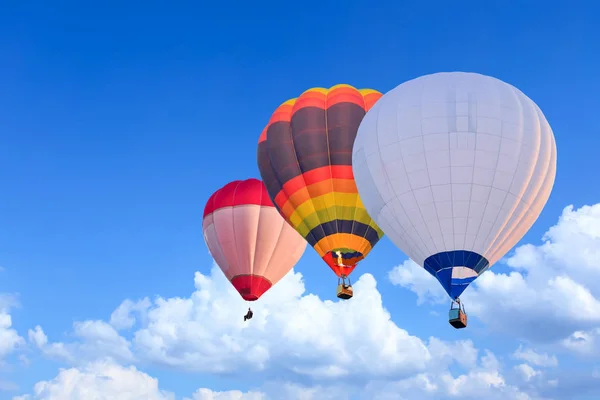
[203,178,306,318]
[257,84,384,299]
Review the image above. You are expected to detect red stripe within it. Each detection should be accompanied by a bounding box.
[273,165,354,208]
[203,178,274,217]
[230,274,273,301]
[258,125,268,143]
[322,253,360,278]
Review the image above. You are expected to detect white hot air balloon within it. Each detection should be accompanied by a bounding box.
[352,72,556,328]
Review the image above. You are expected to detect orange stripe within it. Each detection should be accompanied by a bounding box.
[293,90,326,112]
[273,165,354,207]
[328,86,365,108]
[268,101,295,125]
[362,92,382,111]
[313,178,356,195]
[330,178,358,194]
[314,233,372,257]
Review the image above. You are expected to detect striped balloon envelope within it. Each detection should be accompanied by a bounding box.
[203,178,306,302]
[257,84,384,294]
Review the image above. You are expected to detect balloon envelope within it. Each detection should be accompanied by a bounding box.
[353,72,557,299]
[257,84,384,278]
[203,178,306,301]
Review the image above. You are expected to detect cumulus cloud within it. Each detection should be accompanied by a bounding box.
[13,359,269,400]
[513,346,558,368]
[28,320,134,364]
[388,260,447,305]
[561,328,600,356]
[32,267,437,381]
[389,203,600,347]
[13,359,175,400]
[184,388,265,400]
[274,350,548,399]
[110,298,151,331]
[25,263,543,399]
[0,294,25,361]
[514,363,540,382]
[15,354,536,400]
[356,350,537,400]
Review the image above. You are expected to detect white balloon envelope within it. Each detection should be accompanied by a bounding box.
[353,72,557,301]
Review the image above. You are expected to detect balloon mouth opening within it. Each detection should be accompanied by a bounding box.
[322,250,363,278]
[230,274,273,301]
[326,249,364,265]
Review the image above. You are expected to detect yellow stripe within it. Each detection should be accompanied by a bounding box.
[358,88,380,96]
[282,98,297,106]
[301,87,329,95]
[329,83,355,90]
[288,192,359,227]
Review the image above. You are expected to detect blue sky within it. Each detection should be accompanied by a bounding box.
[1,1,599,399]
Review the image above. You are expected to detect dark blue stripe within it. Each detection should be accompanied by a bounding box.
[423,250,489,299]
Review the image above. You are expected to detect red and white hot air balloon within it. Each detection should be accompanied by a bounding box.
[202,178,306,319]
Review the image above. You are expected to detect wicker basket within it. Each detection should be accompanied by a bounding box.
[336,284,353,299]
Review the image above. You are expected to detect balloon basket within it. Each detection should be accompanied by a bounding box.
[449,300,467,329]
[336,284,353,299]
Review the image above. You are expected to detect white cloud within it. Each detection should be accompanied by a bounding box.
[388,260,447,305]
[28,320,134,364]
[357,350,534,400]
[13,360,266,400]
[514,364,540,382]
[16,353,536,400]
[513,346,558,368]
[561,328,600,356]
[184,388,265,400]
[35,267,438,380]
[25,264,544,399]
[13,359,175,400]
[110,298,151,331]
[389,203,600,347]
[0,294,25,361]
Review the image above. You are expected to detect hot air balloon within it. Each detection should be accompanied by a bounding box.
[352,72,557,328]
[202,178,306,320]
[257,84,384,299]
